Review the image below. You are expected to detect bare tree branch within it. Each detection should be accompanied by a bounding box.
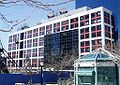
[0,0,74,32]
[44,48,78,70]
[0,9,34,32]
[0,13,17,23]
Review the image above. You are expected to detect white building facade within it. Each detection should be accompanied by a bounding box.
[7,6,114,70]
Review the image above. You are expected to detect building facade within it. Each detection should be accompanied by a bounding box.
[7,6,114,70]
[75,0,120,40]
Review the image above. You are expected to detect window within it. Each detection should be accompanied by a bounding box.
[33,28,38,37]
[105,39,111,50]
[53,22,60,33]
[9,35,12,43]
[112,28,114,39]
[81,35,84,39]
[80,41,90,53]
[91,13,95,18]
[26,49,31,57]
[91,25,101,38]
[23,41,26,48]
[13,34,17,42]
[91,11,101,24]
[8,44,12,51]
[46,24,52,34]
[86,34,89,38]
[39,37,44,46]
[104,11,110,24]
[80,22,84,27]
[81,47,90,53]
[27,30,32,38]
[97,25,101,30]
[39,48,44,56]
[91,26,96,31]
[70,17,78,29]
[80,27,89,39]
[85,27,89,32]
[80,16,84,20]
[92,39,101,45]
[33,38,38,47]
[80,14,89,27]
[80,29,84,33]
[86,41,90,46]
[32,59,37,67]
[97,18,101,23]
[24,32,27,39]
[92,33,96,37]
[12,52,16,58]
[111,15,114,26]
[39,26,45,36]
[97,32,101,37]
[61,20,69,31]
[23,50,26,58]
[96,11,101,16]
[92,39,102,50]
[81,42,84,47]
[27,39,32,48]
[92,32,101,37]
[105,25,111,38]
[85,14,89,19]
[32,48,37,57]
[12,43,16,50]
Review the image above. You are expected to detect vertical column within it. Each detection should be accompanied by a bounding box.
[75,64,79,85]
[45,25,46,35]
[94,62,97,85]
[89,12,92,53]
[69,18,70,30]
[78,15,81,57]
[101,7,105,49]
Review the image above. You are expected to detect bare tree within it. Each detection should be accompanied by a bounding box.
[104,37,120,55]
[44,48,78,85]
[0,0,74,32]
[44,48,78,70]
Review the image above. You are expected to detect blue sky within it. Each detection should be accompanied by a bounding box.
[0,0,75,49]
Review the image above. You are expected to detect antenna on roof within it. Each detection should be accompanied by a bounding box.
[59,9,68,15]
[47,13,55,19]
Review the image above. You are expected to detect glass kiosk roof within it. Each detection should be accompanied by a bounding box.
[75,48,120,62]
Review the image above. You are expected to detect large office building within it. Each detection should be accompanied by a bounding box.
[7,6,114,70]
[76,0,120,40]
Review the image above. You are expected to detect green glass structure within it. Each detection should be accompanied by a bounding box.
[97,67,116,85]
[74,48,119,85]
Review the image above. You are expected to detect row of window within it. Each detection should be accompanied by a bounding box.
[80,39,102,53]
[105,25,114,38]
[104,11,111,24]
[80,25,101,39]
[80,11,101,26]
[9,11,112,43]
[80,25,113,40]
[7,58,43,67]
[80,39,113,53]
[8,37,44,51]
[8,48,44,59]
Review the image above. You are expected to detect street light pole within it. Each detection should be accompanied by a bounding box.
[40,59,43,85]
[40,66,43,85]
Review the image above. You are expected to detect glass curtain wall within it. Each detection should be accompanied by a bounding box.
[97,67,116,85]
